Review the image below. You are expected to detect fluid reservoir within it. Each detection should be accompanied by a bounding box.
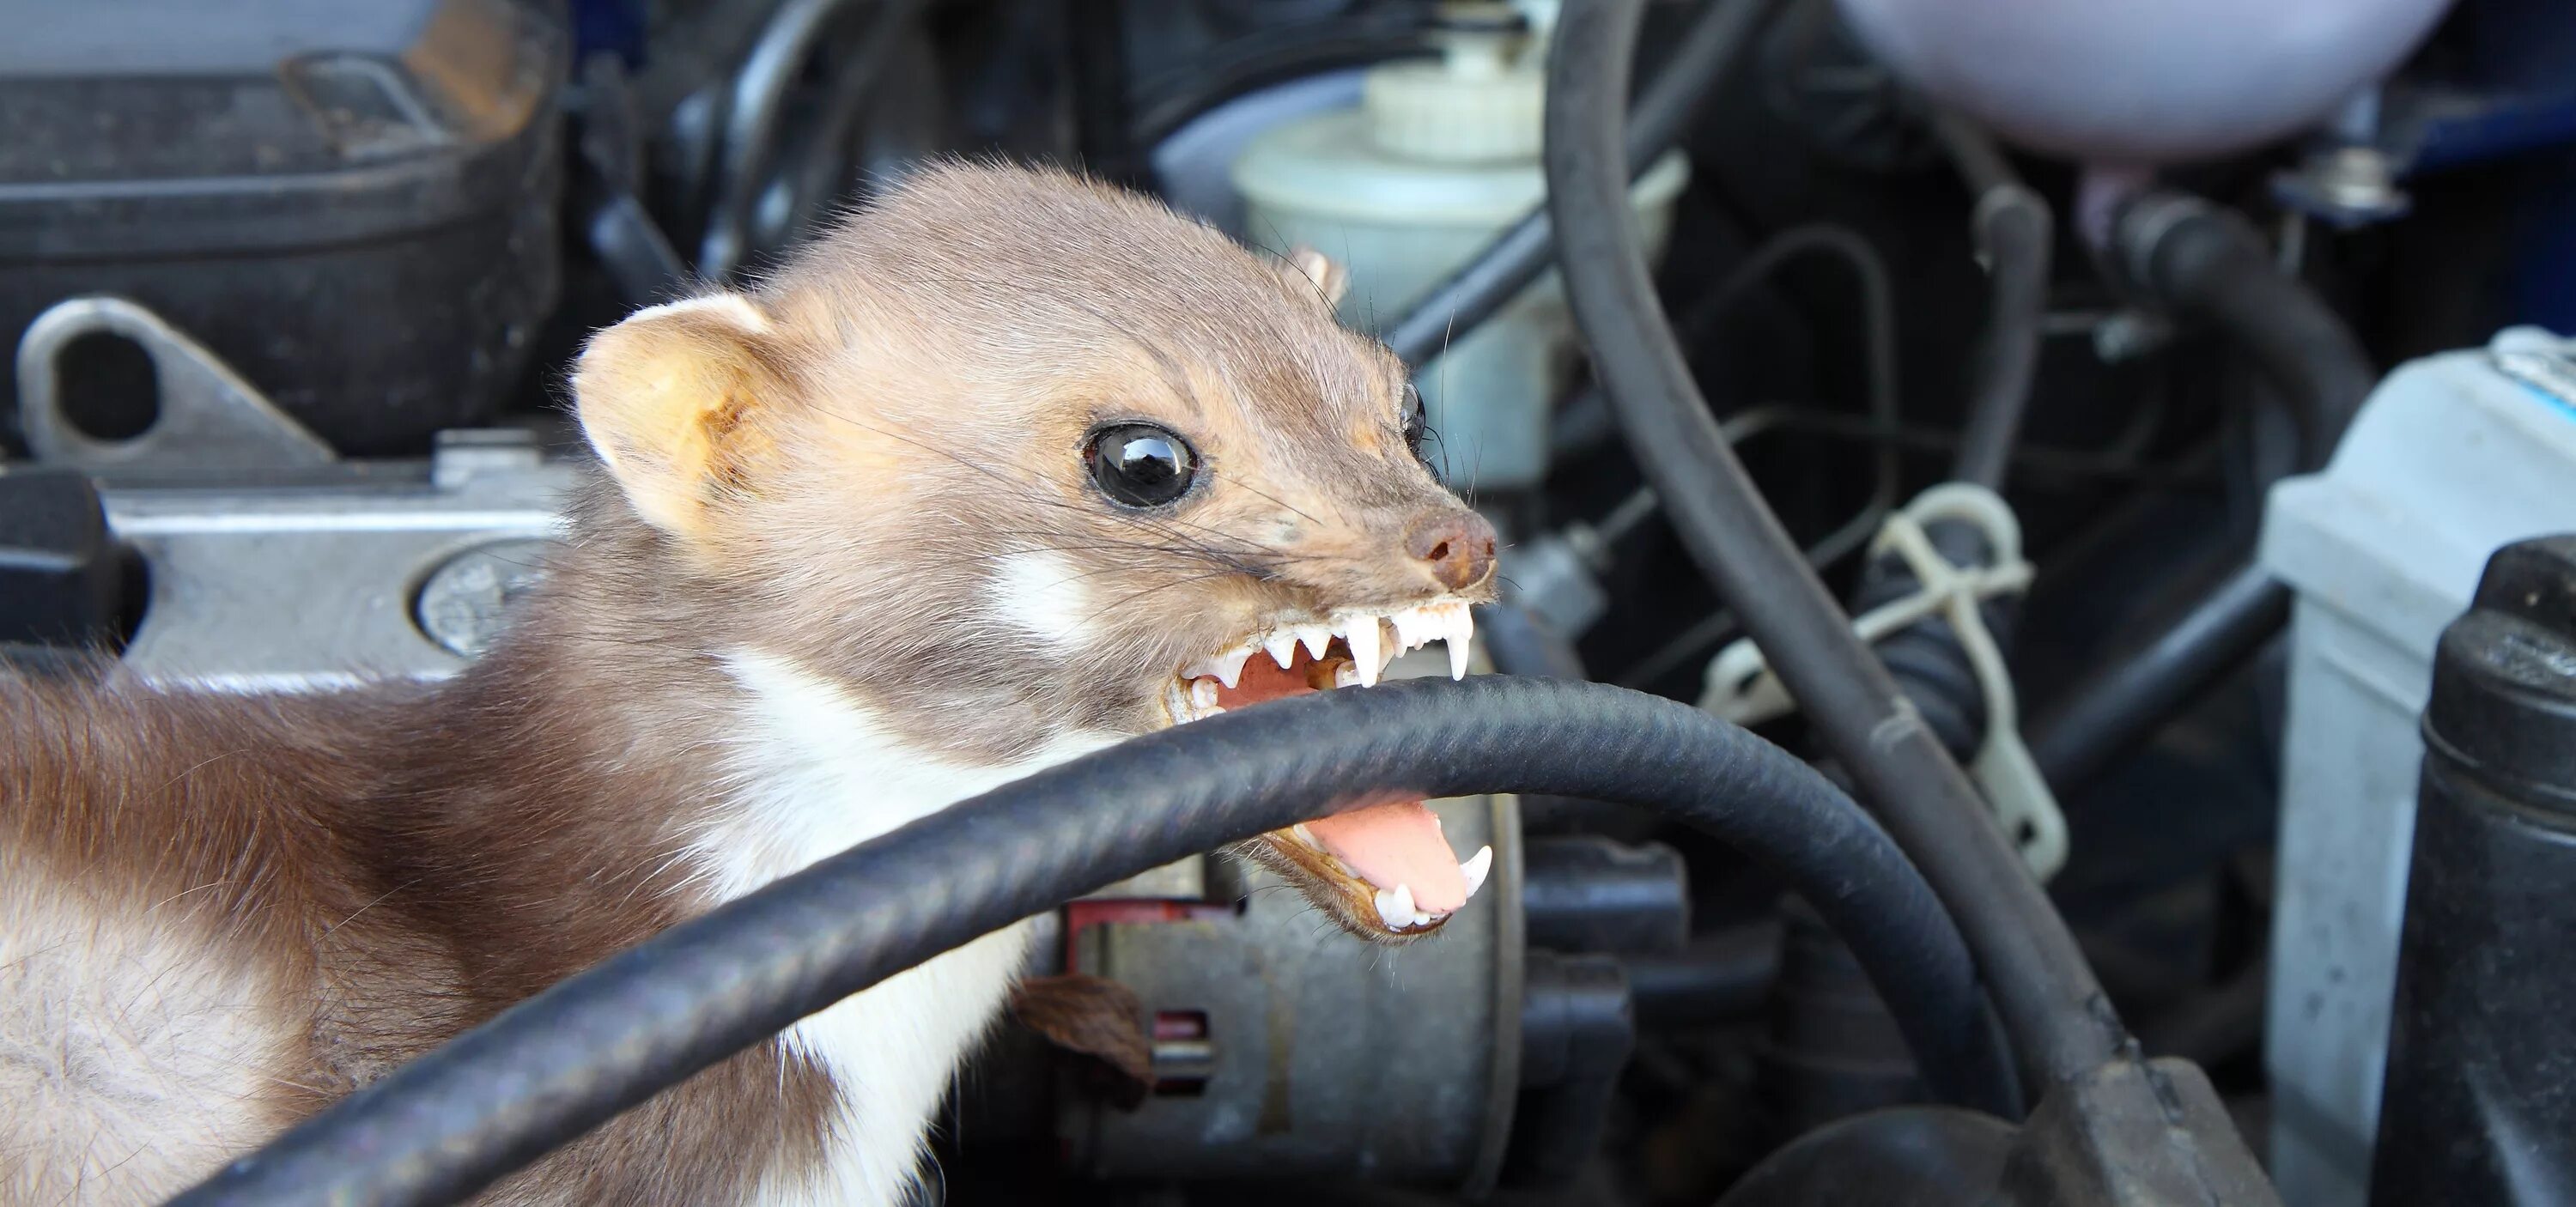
[1231,8,1688,492]
[1832,0,2454,165]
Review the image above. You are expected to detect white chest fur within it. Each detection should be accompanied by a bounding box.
[701,652,1115,1207]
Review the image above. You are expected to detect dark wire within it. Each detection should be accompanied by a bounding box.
[1563,221,1905,594]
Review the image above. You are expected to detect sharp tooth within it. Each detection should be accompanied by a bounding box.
[1291,822,1320,848]
[1190,678,1220,708]
[1392,607,1426,652]
[1343,616,1382,688]
[1263,631,1299,670]
[1298,625,1331,659]
[1180,646,1253,688]
[1333,663,1362,688]
[1414,909,1436,927]
[1441,604,1475,680]
[1461,846,1492,899]
[1375,883,1417,931]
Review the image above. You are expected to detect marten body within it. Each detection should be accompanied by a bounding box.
[1,163,1496,1205]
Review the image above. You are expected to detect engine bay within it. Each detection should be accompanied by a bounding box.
[6,2,2576,1204]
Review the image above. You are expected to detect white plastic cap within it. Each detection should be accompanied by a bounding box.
[1364,26,1545,164]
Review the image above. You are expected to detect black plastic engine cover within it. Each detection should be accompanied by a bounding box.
[0,0,568,457]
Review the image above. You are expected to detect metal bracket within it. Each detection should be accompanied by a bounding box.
[15,295,337,473]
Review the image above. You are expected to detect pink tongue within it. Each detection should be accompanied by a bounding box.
[1304,799,1468,913]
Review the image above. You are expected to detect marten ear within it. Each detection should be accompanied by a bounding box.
[574,294,787,538]
[1274,246,1349,311]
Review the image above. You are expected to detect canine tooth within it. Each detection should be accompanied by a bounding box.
[1375,883,1418,931]
[1190,678,1221,708]
[1437,604,1475,680]
[1461,846,1492,899]
[1264,631,1299,670]
[1343,617,1382,687]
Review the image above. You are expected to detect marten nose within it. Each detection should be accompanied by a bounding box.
[1406,509,1497,591]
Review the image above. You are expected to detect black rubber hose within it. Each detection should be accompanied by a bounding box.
[1847,535,2000,761]
[169,676,2018,1207]
[1818,117,2040,763]
[2118,192,2372,470]
[1844,115,2043,764]
[2030,559,2290,791]
[1837,118,2044,769]
[2027,195,2377,792]
[1376,0,1781,370]
[1544,0,2123,1089]
[1934,112,2053,491]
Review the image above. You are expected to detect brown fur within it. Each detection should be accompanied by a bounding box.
[1005,974,1154,1108]
[1,161,1492,1204]
[2,610,834,1205]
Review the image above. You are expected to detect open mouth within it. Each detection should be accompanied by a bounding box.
[1158,602,1492,939]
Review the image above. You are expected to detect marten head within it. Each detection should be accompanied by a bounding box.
[569,162,1498,938]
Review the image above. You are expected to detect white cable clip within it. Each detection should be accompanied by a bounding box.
[1698,483,2068,880]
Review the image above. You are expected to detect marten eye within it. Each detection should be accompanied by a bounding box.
[1400,384,1431,460]
[1084,422,1198,508]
